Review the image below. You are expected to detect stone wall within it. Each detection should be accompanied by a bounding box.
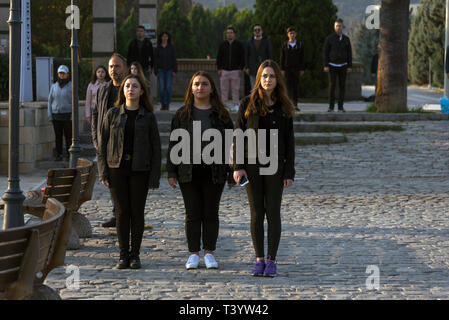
[0,101,87,174]
[169,59,364,101]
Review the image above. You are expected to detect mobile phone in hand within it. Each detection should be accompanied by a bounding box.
[239,175,249,186]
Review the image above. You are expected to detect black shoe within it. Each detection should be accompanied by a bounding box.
[338,108,346,113]
[129,256,141,269]
[102,217,116,228]
[295,106,301,112]
[161,104,168,111]
[327,108,334,112]
[115,257,129,269]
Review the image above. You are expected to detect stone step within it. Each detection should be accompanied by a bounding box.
[294,132,346,145]
[295,112,449,122]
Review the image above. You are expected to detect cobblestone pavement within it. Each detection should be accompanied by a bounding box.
[9,121,449,299]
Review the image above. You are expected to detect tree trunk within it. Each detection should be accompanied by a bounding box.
[376,0,410,112]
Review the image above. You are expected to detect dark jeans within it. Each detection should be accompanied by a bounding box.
[328,65,347,110]
[158,69,173,105]
[109,159,150,258]
[179,165,225,253]
[51,119,72,156]
[285,70,300,106]
[245,163,284,260]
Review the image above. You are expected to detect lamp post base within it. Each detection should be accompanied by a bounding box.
[2,188,26,229]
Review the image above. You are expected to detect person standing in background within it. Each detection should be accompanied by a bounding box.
[445,45,449,79]
[85,65,110,126]
[154,31,177,111]
[245,24,272,89]
[280,26,305,112]
[323,18,352,112]
[217,26,245,111]
[127,25,154,80]
[48,65,72,162]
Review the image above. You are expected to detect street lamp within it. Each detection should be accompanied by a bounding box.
[69,0,81,168]
[2,0,25,229]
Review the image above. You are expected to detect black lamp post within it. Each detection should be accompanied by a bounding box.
[2,0,25,229]
[69,0,81,168]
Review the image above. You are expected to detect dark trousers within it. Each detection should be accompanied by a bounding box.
[245,163,284,260]
[179,165,225,253]
[328,65,347,110]
[109,160,150,258]
[52,120,72,156]
[285,70,300,106]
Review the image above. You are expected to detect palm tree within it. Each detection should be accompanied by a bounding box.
[375,0,410,112]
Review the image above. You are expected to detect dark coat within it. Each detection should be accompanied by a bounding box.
[245,38,273,76]
[127,38,154,70]
[217,40,245,71]
[166,106,235,185]
[280,40,305,73]
[154,44,178,73]
[97,104,161,189]
[92,81,115,149]
[323,33,352,67]
[232,96,295,180]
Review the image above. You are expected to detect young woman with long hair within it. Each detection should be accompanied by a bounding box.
[166,71,234,270]
[85,65,110,126]
[232,60,295,277]
[97,74,161,270]
[154,31,177,110]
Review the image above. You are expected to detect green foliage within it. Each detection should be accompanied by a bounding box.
[158,0,197,58]
[409,0,445,87]
[116,8,139,57]
[351,22,378,85]
[254,0,338,97]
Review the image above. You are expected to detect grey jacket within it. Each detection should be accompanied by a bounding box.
[245,37,273,76]
[47,81,72,120]
[97,104,162,189]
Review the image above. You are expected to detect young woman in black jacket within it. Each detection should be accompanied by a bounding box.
[98,74,161,270]
[167,71,235,270]
[232,60,295,277]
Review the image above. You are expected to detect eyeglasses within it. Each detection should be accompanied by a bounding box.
[254,28,261,32]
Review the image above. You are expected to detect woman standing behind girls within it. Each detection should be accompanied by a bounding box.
[232,60,295,277]
[85,65,110,126]
[97,74,161,270]
[48,65,72,161]
[167,71,234,270]
[154,31,177,111]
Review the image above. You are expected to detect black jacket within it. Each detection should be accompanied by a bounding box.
[166,106,235,185]
[280,40,305,73]
[217,40,245,71]
[323,33,352,67]
[127,38,154,70]
[245,38,273,76]
[154,44,178,73]
[97,104,161,188]
[232,96,295,180]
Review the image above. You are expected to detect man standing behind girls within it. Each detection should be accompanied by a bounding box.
[245,24,272,88]
[97,74,161,269]
[85,65,110,126]
[167,71,235,270]
[154,31,177,111]
[92,53,128,228]
[217,26,245,111]
[233,60,295,277]
[280,27,305,112]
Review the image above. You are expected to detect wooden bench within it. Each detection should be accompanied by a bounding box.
[0,198,71,300]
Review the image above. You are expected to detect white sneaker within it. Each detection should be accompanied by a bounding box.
[204,253,218,269]
[185,254,200,270]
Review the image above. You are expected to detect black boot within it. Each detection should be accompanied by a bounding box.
[102,217,116,228]
[129,254,141,269]
[115,252,129,269]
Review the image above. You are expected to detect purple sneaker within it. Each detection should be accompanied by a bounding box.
[251,260,265,276]
[264,260,277,277]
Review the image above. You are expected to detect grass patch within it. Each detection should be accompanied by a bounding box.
[365,103,434,114]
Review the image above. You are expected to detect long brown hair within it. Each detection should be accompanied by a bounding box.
[115,74,154,112]
[245,60,294,119]
[179,71,231,123]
